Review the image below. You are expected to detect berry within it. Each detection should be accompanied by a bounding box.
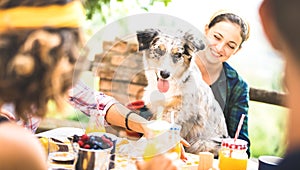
[101,135,110,143]
[75,134,114,150]
[78,140,84,147]
[84,144,91,149]
[81,134,89,141]
[108,141,113,147]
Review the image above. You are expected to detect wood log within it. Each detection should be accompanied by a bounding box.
[249,87,287,107]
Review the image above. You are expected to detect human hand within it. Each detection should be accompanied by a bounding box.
[136,152,181,170]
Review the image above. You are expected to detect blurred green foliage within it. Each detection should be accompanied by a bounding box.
[84,0,172,21]
[248,101,288,158]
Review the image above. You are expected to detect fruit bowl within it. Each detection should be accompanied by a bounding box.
[73,132,117,170]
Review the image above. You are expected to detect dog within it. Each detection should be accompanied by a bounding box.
[136,29,228,156]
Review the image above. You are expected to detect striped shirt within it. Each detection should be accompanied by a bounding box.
[4,80,118,133]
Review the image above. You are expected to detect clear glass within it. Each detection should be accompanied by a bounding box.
[143,121,181,161]
[85,111,106,133]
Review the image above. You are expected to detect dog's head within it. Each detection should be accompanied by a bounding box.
[137,29,206,93]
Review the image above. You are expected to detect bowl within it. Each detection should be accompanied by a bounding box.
[258,155,283,170]
[75,132,117,170]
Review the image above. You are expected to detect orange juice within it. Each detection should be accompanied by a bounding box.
[219,150,247,170]
[168,142,181,155]
[143,141,158,161]
[218,138,248,170]
[143,120,181,161]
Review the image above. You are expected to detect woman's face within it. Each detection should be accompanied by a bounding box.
[204,21,243,63]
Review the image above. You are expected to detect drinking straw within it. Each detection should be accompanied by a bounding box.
[157,106,163,120]
[171,111,175,124]
[170,111,175,142]
[234,114,245,142]
[229,114,245,157]
[170,111,191,147]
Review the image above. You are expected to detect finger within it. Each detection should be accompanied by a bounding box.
[180,138,190,147]
[141,121,155,139]
[142,126,154,139]
[180,144,187,161]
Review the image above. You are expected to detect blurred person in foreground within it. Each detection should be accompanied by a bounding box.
[0,0,182,169]
[259,0,300,168]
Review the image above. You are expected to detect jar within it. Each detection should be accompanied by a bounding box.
[218,138,248,170]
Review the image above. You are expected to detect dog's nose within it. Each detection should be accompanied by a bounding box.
[160,70,170,79]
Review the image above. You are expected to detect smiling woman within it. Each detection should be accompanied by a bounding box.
[194,10,251,157]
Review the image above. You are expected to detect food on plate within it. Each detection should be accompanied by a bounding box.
[49,152,75,164]
[72,134,114,150]
[115,138,129,152]
[38,137,49,154]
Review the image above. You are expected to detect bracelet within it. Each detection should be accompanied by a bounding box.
[125,111,136,131]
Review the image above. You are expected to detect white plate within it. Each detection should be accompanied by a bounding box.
[49,152,76,162]
[36,127,85,140]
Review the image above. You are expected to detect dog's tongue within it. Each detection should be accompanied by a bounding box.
[158,78,169,93]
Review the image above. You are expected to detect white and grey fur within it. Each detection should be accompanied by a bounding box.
[136,29,228,156]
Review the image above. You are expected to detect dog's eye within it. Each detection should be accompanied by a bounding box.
[154,45,166,56]
[173,53,182,59]
[172,53,182,63]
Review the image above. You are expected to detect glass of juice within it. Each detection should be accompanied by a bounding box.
[218,138,248,170]
[143,120,181,161]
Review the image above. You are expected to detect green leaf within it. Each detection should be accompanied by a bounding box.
[84,0,172,21]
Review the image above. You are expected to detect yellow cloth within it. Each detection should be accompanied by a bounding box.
[0,1,85,31]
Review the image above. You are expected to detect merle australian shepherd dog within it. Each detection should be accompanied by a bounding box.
[136,29,228,156]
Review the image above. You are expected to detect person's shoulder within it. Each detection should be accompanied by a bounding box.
[0,122,47,170]
[223,62,248,83]
[0,122,34,145]
[223,62,249,92]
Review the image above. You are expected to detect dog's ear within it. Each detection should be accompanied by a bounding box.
[183,32,206,53]
[136,29,159,51]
